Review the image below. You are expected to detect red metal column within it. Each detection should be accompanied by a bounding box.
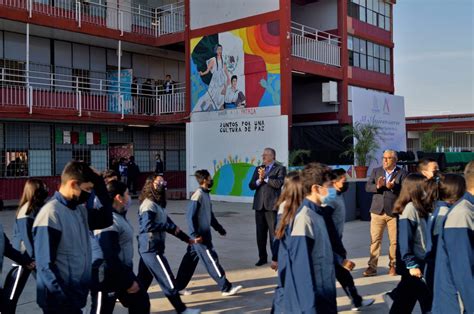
[338,0,350,124]
[279,0,292,145]
[184,0,191,117]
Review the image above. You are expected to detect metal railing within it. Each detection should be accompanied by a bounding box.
[0,0,185,38]
[0,63,186,117]
[291,21,341,67]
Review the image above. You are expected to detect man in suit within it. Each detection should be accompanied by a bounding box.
[249,148,286,266]
[364,150,407,277]
[163,74,175,94]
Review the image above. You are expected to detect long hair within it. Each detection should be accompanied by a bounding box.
[17,178,48,217]
[392,173,435,218]
[139,174,167,208]
[438,173,466,204]
[275,172,305,239]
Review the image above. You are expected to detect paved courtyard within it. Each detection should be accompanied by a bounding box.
[1,199,415,313]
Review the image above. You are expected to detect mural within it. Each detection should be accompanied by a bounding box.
[190,21,280,120]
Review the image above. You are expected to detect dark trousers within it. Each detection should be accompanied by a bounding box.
[90,288,150,314]
[390,274,432,314]
[175,243,232,292]
[335,263,362,306]
[255,209,277,261]
[137,253,186,313]
[43,309,82,314]
[2,265,32,314]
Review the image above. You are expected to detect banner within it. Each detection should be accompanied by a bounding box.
[190,21,281,122]
[107,69,133,113]
[351,87,406,171]
[186,115,288,203]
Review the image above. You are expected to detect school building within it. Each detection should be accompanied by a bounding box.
[0,0,397,202]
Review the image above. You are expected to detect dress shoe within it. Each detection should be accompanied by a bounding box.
[363,267,377,277]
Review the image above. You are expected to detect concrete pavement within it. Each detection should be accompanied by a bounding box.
[1,199,419,313]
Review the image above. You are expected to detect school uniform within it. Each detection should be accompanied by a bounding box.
[271,203,286,313]
[33,191,112,313]
[390,202,431,313]
[283,198,337,314]
[432,193,474,314]
[90,210,150,314]
[175,187,233,293]
[424,200,450,293]
[2,202,39,314]
[136,198,190,313]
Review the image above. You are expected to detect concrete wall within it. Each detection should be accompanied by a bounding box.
[293,79,338,114]
[190,0,279,30]
[291,0,338,31]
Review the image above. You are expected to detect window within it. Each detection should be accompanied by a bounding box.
[0,60,26,87]
[5,151,28,177]
[348,35,391,75]
[348,0,391,31]
[72,68,90,92]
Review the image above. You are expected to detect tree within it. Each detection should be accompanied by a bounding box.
[421,125,443,152]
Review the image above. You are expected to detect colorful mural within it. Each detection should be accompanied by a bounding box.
[190,21,280,116]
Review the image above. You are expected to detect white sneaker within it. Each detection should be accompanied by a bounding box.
[179,289,193,296]
[351,298,375,311]
[382,292,394,310]
[181,308,201,314]
[222,285,243,296]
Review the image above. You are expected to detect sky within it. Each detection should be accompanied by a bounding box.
[393,0,474,117]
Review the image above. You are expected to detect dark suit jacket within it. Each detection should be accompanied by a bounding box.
[249,163,286,211]
[365,166,408,217]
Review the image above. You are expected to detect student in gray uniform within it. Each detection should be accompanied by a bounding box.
[33,161,113,314]
[389,174,437,314]
[90,180,150,314]
[327,169,375,311]
[0,224,35,313]
[175,170,243,297]
[137,174,201,314]
[2,179,49,314]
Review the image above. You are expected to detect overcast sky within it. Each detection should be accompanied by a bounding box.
[393,0,474,117]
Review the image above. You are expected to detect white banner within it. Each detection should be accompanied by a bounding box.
[186,115,289,203]
[351,87,406,171]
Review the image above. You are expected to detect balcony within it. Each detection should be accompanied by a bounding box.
[0,62,186,118]
[0,0,184,38]
[291,21,341,67]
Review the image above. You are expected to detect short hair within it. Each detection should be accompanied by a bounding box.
[102,169,118,180]
[195,169,211,185]
[383,150,398,158]
[231,75,238,82]
[464,161,474,189]
[129,156,135,162]
[332,168,347,180]
[106,180,128,199]
[417,158,437,172]
[264,147,276,159]
[165,74,171,78]
[301,163,333,195]
[61,161,96,185]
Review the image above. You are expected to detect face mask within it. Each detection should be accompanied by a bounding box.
[339,182,349,193]
[208,179,214,189]
[68,189,91,209]
[321,187,337,205]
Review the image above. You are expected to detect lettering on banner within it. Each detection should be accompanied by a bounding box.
[219,120,266,133]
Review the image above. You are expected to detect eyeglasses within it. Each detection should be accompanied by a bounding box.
[382,157,395,160]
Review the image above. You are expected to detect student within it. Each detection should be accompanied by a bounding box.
[271,172,304,314]
[33,161,113,313]
[281,163,337,313]
[417,158,440,179]
[432,162,474,314]
[90,180,150,314]
[2,179,49,314]
[327,169,375,311]
[424,174,465,294]
[388,173,436,314]
[175,170,243,296]
[136,174,201,314]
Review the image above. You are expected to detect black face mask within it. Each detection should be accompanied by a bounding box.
[68,189,91,209]
[208,179,214,189]
[339,182,349,194]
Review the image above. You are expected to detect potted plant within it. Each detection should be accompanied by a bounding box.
[342,122,380,178]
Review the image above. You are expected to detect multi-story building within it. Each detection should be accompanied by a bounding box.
[0,0,396,202]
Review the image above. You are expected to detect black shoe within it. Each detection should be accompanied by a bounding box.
[255,260,267,266]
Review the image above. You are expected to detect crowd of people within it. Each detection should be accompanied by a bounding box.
[0,148,472,314]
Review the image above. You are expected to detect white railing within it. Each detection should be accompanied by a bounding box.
[0,0,185,38]
[0,64,186,116]
[291,21,341,67]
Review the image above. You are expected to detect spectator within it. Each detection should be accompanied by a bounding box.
[163,74,175,94]
[127,156,140,195]
[155,153,164,175]
[363,150,408,277]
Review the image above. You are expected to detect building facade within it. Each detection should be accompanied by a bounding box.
[0,0,397,201]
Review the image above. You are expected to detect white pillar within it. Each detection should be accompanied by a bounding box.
[26,23,30,87]
[117,40,123,118]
